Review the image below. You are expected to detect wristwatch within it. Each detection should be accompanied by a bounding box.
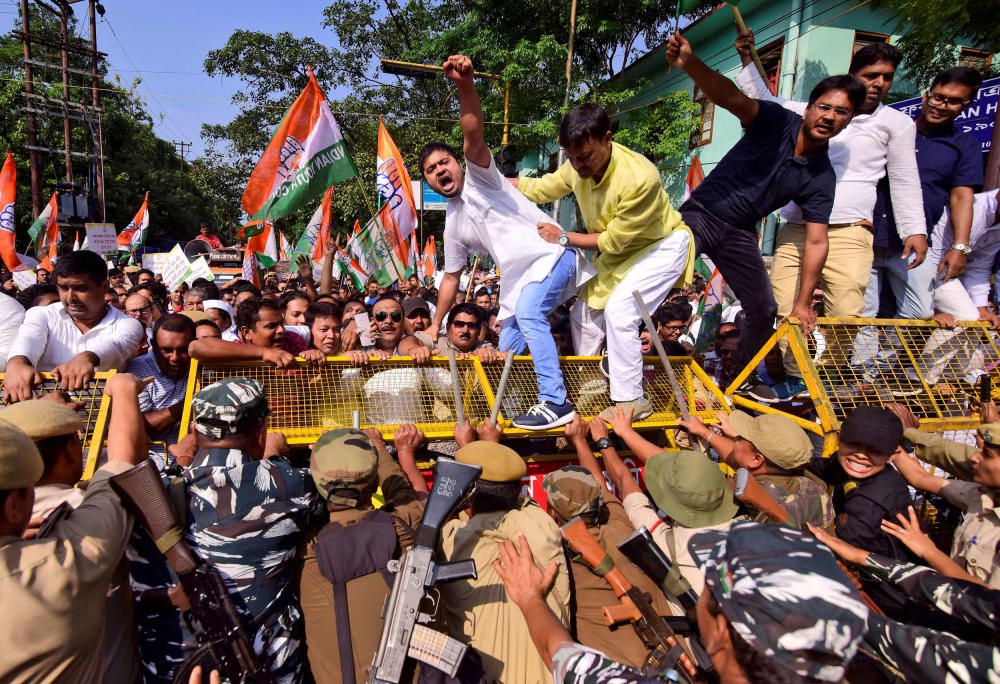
[949,242,972,256]
[594,437,613,451]
[558,229,570,246]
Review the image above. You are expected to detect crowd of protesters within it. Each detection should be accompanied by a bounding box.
[0,32,998,684]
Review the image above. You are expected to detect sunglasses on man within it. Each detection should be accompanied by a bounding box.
[374,310,402,323]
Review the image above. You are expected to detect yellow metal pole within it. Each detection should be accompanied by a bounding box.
[731,5,768,82]
[502,80,510,146]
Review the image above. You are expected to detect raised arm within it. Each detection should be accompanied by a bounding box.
[319,238,337,296]
[667,31,759,126]
[104,373,151,466]
[591,416,643,498]
[564,416,608,490]
[444,55,491,169]
[428,269,461,339]
[605,406,663,464]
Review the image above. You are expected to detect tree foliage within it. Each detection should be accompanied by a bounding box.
[873,0,999,87]
[0,9,235,250]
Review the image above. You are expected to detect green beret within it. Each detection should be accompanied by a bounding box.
[455,441,526,482]
[0,421,44,489]
[0,400,83,441]
[310,428,379,506]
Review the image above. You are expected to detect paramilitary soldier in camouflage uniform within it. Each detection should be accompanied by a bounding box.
[680,411,834,530]
[887,403,1000,588]
[543,522,870,683]
[127,378,321,684]
[299,428,426,683]
[810,518,1000,682]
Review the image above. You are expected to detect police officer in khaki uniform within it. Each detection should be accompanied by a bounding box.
[0,398,140,683]
[887,403,1000,588]
[300,428,426,683]
[0,373,149,683]
[439,438,571,683]
[680,410,834,531]
[542,464,675,668]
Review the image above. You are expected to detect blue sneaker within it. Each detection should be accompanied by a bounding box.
[512,401,577,430]
[771,376,810,401]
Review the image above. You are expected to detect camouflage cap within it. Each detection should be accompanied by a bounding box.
[310,428,379,505]
[728,410,813,470]
[542,466,602,520]
[977,422,1000,448]
[688,521,868,683]
[191,378,271,439]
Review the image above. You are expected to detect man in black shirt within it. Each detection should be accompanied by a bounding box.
[666,32,865,386]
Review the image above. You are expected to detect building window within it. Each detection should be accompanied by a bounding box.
[691,85,714,148]
[757,38,785,96]
[852,31,890,56]
[959,47,992,72]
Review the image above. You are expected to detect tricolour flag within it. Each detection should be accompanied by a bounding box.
[0,151,23,272]
[346,219,371,274]
[346,208,407,287]
[242,69,358,221]
[28,191,59,270]
[683,157,704,202]
[279,230,293,262]
[376,116,418,241]
[422,235,438,280]
[298,187,334,264]
[407,232,419,276]
[118,191,150,252]
[72,231,80,252]
[333,244,368,290]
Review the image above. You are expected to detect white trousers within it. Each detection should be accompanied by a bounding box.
[571,230,691,401]
[919,279,986,384]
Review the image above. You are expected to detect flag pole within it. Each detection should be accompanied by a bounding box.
[730,5,768,81]
[354,176,405,282]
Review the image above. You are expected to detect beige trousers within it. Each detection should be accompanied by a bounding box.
[770,222,874,375]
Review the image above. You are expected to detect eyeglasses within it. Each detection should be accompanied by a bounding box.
[374,310,402,323]
[813,103,852,118]
[661,324,687,332]
[926,93,969,109]
[450,319,479,330]
[126,305,151,317]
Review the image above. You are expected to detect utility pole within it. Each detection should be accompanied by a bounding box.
[172,140,192,169]
[59,4,72,181]
[18,0,42,217]
[89,0,104,220]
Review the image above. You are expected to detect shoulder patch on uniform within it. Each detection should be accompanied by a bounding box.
[842,481,857,495]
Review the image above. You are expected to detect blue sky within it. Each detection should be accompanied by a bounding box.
[2,0,337,157]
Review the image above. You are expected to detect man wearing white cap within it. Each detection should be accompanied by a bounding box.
[203,298,238,341]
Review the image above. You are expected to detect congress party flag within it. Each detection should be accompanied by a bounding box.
[683,157,704,201]
[0,151,23,272]
[298,187,334,264]
[72,231,80,252]
[279,230,293,262]
[28,191,59,270]
[347,219,372,275]
[346,208,407,287]
[376,116,418,241]
[118,191,150,252]
[423,235,438,280]
[407,232,419,276]
[242,69,358,221]
[332,244,368,290]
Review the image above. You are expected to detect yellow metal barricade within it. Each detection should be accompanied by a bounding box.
[0,371,116,480]
[178,356,492,444]
[477,355,731,436]
[724,317,1000,452]
[178,355,731,445]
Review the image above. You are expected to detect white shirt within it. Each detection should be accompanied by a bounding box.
[9,301,145,371]
[931,191,1000,306]
[444,157,592,321]
[736,65,926,238]
[0,293,25,371]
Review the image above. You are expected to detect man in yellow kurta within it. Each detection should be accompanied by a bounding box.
[439,439,570,683]
[512,104,693,419]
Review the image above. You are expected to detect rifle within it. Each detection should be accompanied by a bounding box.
[617,526,700,614]
[110,459,274,684]
[560,517,701,683]
[368,458,482,683]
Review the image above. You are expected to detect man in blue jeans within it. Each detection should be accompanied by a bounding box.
[423,54,592,429]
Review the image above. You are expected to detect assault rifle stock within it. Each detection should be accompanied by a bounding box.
[561,517,701,683]
[368,458,482,684]
[110,459,273,684]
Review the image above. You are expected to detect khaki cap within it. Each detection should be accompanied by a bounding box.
[180,310,211,322]
[978,423,1000,448]
[309,428,379,505]
[0,400,83,441]
[455,441,526,482]
[645,449,738,528]
[0,421,44,489]
[728,410,813,470]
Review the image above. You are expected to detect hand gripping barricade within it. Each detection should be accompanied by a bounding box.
[560,517,709,684]
[110,460,274,684]
[368,458,483,683]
